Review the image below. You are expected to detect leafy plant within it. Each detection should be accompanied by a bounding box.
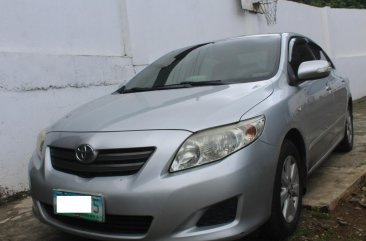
[289,0,366,9]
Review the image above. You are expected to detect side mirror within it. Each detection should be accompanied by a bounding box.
[298,60,331,81]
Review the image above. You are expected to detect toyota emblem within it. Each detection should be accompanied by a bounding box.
[75,144,97,164]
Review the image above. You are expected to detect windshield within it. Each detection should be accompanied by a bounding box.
[121,35,281,93]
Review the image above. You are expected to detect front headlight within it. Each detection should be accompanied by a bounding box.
[170,116,265,172]
[36,129,47,160]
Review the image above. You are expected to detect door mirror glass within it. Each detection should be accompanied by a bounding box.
[298,60,331,81]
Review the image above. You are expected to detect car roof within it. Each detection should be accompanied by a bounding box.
[211,32,311,45]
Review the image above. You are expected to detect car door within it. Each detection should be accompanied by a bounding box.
[308,43,348,144]
[288,38,335,169]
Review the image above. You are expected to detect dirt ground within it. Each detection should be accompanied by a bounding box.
[289,181,366,241]
[243,180,366,241]
[0,180,364,241]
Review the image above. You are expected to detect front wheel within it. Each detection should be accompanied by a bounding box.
[267,140,303,239]
[336,107,353,152]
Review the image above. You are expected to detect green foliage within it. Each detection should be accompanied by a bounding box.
[289,0,366,9]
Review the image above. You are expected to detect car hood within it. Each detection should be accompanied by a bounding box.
[50,81,273,133]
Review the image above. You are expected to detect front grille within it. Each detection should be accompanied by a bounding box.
[196,197,238,227]
[50,146,155,177]
[41,202,153,235]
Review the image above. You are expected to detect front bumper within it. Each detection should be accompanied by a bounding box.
[29,130,278,241]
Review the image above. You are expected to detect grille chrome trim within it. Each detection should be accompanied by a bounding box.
[50,146,155,177]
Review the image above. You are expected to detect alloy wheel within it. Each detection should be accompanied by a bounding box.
[280,156,300,223]
[346,110,353,143]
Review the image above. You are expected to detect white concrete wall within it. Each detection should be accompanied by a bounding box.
[1,0,366,197]
[0,0,125,56]
[125,0,256,65]
[124,0,366,99]
[0,86,118,196]
[327,8,366,100]
[0,0,135,197]
[260,1,366,100]
[260,1,328,52]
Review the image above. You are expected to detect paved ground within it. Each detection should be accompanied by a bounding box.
[302,98,366,211]
[1,98,365,241]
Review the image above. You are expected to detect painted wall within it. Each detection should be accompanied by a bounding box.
[259,1,366,100]
[0,86,118,196]
[1,0,366,198]
[0,0,134,197]
[0,0,125,56]
[124,0,366,99]
[327,8,366,99]
[124,0,256,65]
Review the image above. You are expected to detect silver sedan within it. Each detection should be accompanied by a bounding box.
[29,33,353,241]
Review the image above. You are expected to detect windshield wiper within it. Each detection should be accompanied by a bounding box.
[121,87,155,93]
[119,80,229,94]
[121,84,191,94]
[178,80,228,86]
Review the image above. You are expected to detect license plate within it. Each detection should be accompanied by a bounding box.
[53,189,105,223]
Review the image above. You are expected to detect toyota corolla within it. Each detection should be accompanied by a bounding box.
[29,33,353,241]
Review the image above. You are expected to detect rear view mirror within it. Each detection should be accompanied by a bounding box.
[298,60,331,81]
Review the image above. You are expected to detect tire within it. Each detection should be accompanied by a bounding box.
[266,140,303,240]
[336,107,353,152]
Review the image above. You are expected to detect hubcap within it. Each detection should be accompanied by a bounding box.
[280,156,300,223]
[346,110,353,143]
